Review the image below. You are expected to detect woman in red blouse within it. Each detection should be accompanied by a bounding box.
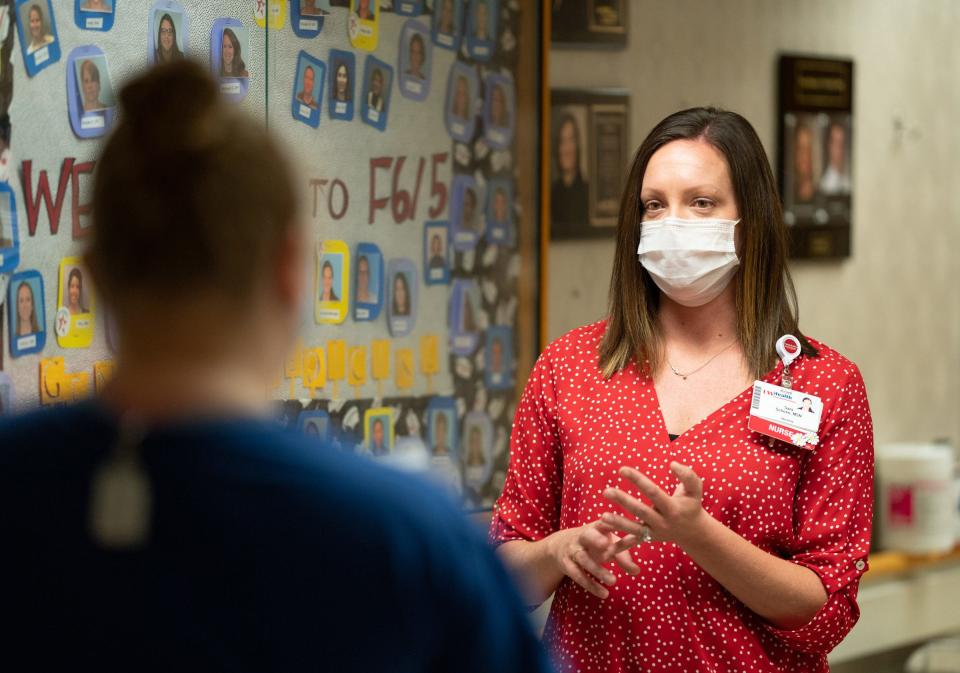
[492,107,873,672]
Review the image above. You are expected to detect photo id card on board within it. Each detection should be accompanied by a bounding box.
[74,0,115,32]
[150,1,189,65]
[56,256,95,348]
[67,45,117,139]
[291,50,325,128]
[748,380,823,449]
[15,0,62,77]
[211,17,250,102]
[328,49,355,121]
[0,183,21,274]
[291,0,329,38]
[7,270,46,357]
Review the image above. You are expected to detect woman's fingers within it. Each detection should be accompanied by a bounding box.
[614,547,641,576]
[561,556,609,599]
[618,467,673,512]
[572,546,616,585]
[579,524,618,562]
[603,488,667,528]
[670,461,703,499]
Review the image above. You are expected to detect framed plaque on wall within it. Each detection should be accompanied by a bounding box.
[777,55,854,259]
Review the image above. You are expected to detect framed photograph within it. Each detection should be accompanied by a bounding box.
[551,0,626,48]
[549,88,629,240]
[777,55,854,259]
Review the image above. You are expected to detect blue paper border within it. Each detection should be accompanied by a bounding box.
[291,50,325,129]
[0,183,20,274]
[328,49,356,121]
[444,62,478,143]
[211,17,250,103]
[360,55,393,132]
[66,46,116,139]
[397,19,431,102]
[423,221,451,285]
[74,0,115,32]
[15,0,62,77]
[353,242,384,322]
[464,0,497,62]
[7,270,46,357]
[148,1,188,64]
[386,258,417,337]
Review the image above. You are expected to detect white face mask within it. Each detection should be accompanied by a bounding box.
[636,217,740,307]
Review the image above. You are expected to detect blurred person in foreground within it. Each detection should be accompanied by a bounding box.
[0,60,551,673]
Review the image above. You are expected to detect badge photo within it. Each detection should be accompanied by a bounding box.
[465,0,497,62]
[423,221,450,285]
[7,270,46,357]
[431,0,462,51]
[353,242,383,322]
[397,19,431,101]
[483,72,515,150]
[360,55,393,132]
[461,411,493,491]
[348,0,378,52]
[298,409,330,441]
[291,0,329,38]
[291,50,325,128]
[67,46,117,139]
[316,239,350,325]
[363,407,394,456]
[426,396,461,494]
[328,49,355,121]
[0,182,20,275]
[211,18,250,102]
[395,0,424,17]
[445,62,478,143]
[15,0,61,77]
[450,175,482,251]
[484,178,514,246]
[427,397,459,460]
[386,259,418,338]
[74,0,115,32]
[56,257,95,348]
[149,1,188,65]
[449,278,480,356]
[483,326,513,390]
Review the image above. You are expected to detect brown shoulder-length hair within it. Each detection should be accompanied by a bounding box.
[598,107,816,379]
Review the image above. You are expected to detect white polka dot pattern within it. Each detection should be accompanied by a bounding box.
[490,320,874,672]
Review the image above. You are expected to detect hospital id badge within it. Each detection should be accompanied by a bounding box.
[748,381,822,450]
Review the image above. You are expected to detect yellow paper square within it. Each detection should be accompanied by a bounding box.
[371,339,391,381]
[395,348,415,390]
[327,339,346,381]
[39,357,65,405]
[419,335,439,375]
[94,361,115,394]
[347,346,368,387]
[302,347,327,394]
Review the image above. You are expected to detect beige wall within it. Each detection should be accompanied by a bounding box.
[546,0,960,449]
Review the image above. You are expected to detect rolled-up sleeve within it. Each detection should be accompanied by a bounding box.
[765,365,874,654]
[489,349,564,545]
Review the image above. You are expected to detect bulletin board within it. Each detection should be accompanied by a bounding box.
[0,0,542,510]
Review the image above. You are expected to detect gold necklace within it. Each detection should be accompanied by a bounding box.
[667,340,737,380]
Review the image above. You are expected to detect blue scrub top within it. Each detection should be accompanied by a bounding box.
[0,402,552,672]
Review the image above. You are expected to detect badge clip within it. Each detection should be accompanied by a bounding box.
[775,334,801,390]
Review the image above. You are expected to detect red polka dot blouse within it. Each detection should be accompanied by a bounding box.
[491,321,874,672]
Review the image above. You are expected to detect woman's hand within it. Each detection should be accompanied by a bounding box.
[547,521,640,599]
[601,462,707,547]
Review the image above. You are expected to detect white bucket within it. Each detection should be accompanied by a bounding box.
[876,443,956,555]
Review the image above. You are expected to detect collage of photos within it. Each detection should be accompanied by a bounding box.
[1,0,526,509]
